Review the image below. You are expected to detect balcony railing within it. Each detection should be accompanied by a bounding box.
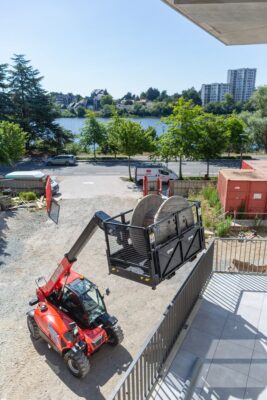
[109,237,267,400]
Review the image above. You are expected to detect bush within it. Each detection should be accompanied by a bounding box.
[19,192,37,201]
[63,142,81,155]
[216,216,232,237]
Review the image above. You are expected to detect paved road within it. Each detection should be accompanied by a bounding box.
[0,158,242,177]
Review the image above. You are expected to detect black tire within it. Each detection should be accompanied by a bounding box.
[107,325,124,346]
[27,315,40,340]
[64,350,90,378]
[47,162,52,166]
[65,161,70,166]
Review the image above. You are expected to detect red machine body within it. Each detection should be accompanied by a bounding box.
[27,212,123,378]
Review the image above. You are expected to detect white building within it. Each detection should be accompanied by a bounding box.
[201,83,231,106]
[227,68,257,103]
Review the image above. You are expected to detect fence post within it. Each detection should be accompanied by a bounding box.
[143,176,148,196]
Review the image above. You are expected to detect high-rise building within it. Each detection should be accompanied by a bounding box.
[227,68,257,102]
[201,83,231,106]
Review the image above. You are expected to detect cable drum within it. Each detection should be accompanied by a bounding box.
[130,195,164,256]
[153,196,194,244]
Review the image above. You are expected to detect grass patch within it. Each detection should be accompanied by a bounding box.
[189,186,231,236]
[19,192,37,201]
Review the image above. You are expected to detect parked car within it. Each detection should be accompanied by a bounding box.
[135,163,178,184]
[2,171,59,195]
[46,154,77,166]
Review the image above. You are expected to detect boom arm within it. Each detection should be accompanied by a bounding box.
[39,211,111,298]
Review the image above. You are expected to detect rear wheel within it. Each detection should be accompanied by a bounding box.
[107,325,124,346]
[64,351,90,378]
[27,315,40,340]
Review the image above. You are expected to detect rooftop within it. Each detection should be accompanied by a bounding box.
[219,168,267,181]
[162,0,267,45]
[150,272,267,399]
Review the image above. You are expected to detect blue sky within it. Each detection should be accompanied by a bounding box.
[1,0,267,98]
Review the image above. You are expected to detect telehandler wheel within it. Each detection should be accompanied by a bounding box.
[27,315,40,340]
[64,350,90,378]
[107,325,124,346]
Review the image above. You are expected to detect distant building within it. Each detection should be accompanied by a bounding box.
[91,89,106,110]
[201,83,231,106]
[227,68,257,102]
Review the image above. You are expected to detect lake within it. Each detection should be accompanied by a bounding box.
[56,117,166,137]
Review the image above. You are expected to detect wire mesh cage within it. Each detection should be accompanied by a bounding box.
[104,202,205,288]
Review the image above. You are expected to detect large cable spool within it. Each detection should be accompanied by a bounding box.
[153,196,194,244]
[130,194,164,256]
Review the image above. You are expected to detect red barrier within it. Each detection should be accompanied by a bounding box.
[45,176,52,213]
[143,176,148,196]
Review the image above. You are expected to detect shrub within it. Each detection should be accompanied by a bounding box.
[216,216,232,237]
[19,192,37,201]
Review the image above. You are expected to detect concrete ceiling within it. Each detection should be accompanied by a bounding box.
[162,0,267,45]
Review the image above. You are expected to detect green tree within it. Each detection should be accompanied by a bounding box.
[225,114,246,155]
[0,121,27,164]
[0,64,11,119]
[100,94,113,107]
[108,113,149,180]
[181,87,202,106]
[156,133,176,164]
[195,114,229,178]
[239,87,267,152]
[75,106,86,118]
[8,54,68,151]
[80,111,106,159]
[163,97,203,179]
[146,87,160,101]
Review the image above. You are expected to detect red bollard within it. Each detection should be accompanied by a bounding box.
[143,175,148,196]
[157,177,162,195]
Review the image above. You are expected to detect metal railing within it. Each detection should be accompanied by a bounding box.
[213,237,267,273]
[109,242,214,400]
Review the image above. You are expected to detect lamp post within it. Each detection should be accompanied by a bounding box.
[240,133,248,169]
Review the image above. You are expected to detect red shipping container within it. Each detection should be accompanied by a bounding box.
[217,169,267,215]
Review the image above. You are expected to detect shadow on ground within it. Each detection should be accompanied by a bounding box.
[33,339,132,400]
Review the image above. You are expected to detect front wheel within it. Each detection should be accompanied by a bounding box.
[27,315,40,340]
[107,325,124,346]
[64,351,90,378]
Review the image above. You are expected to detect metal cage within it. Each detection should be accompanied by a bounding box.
[104,201,205,288]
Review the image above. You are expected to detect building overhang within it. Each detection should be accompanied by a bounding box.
[162,0,267,45]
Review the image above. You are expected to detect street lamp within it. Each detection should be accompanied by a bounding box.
[240,132,248,169]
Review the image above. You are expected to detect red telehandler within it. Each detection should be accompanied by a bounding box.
[27,200,205,378]
[27,211,123,378]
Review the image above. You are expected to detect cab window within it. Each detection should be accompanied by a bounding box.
[159,169,169,175]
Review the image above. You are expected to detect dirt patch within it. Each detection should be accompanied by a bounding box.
[0,197,195,400]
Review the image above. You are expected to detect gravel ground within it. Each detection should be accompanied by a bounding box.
[0,196,196,400]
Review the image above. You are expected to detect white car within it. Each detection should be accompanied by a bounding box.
[46,154,77,166]
[135,164,178,184]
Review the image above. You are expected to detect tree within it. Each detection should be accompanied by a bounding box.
[163,97,203,179]
[80,111,106,159]
[249,86,267,116]
[181,87,202,106]
[8,54,68,151]
[146,87,160,101]
[75,106,86,118]
[107,113,149,180]
[0,121,27,164]
[195,114,229,178]
[156,133,176,164]
[100,94,113,107]
[225,114,246,155]
[239,87,267,152]
[0,64,12,120]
